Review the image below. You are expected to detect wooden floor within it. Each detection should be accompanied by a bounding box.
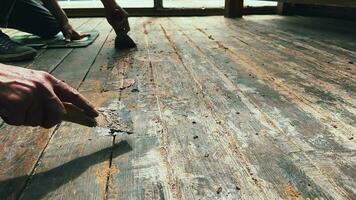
[0,15,355,200]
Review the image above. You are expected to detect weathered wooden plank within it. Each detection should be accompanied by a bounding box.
[180,17,355,199]
[24,18,92,73]
[220,18,356,131]
[50,19,105,87]
[203,16,355,140]
[184,16,355,140]
[170,17,355,199]
[158,17,302,199]
[0,18,94,200]
[201,13,354,157]
[147,20,276,199]
[104,17,173,199]
[19,19,118,200]
[0,16,355,200]
[0,125,53,200]
[107,17,280,200]
[199,16,356,80]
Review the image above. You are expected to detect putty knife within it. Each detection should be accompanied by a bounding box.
[115,33,136,50]
[63,101,134,137]
[63,103,97,127]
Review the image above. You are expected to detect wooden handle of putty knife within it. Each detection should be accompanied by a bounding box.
[62,103,98,127]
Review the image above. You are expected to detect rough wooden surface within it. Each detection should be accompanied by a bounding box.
[0,15,355,200]
[0,18,91,200]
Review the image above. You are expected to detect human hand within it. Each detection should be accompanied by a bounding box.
[61,23,89,41]
[105,6,130,34]
[0,64,99,128]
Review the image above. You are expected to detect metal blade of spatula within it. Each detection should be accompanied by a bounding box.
[63,101,134,137]
[94,101,134,137]
[115,33,136,50]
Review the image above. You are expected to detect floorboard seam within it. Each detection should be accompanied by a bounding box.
[16,18,106,200]
[160,23,269,197]
[104,50,131,199]
[48,18,98,74]
[76,21,117,200]
[144,24,180,199]
[104,135,116,200]
[177,24,352,199]
[77,21,112,89]
[104,74,123,200]
[17,125,62,200]
[49,49,74,74]
[165,19,355,199]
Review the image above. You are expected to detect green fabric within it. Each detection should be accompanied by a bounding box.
[12,30,99,49]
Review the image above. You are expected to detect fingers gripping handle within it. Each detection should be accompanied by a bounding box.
[62,103,97,127]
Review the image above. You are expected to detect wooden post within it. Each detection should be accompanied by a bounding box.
[225,0,244,18]
[277,2,293,15]
[154,0,163,9]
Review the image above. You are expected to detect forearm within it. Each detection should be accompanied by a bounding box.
[41,0,69,27]
[101,0,120,10]
[101,0,130,34]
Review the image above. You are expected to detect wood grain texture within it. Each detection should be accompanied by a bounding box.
[169,16,355,199]
[19,18,117,200]
[0,16,355,200]
[105,17,173,200]
[0,18,92,200]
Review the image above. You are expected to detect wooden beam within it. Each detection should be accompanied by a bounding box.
[225,0,244,18]
[277,2,293,15]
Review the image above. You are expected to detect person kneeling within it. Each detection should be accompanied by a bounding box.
[0,0,130,62]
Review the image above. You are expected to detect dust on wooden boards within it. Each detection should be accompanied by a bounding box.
[0,16,355,199]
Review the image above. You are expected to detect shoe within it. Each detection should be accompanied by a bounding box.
[0,31,37,62]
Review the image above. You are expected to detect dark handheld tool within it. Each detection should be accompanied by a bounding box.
[63,103,97,127]
[115,33,136,50]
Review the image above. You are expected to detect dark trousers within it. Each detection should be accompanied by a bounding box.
[0,0,60,38]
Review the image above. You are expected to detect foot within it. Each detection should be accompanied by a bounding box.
[0,31,37,62]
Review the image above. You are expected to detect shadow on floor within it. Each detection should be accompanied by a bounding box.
[0,140,132,200]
